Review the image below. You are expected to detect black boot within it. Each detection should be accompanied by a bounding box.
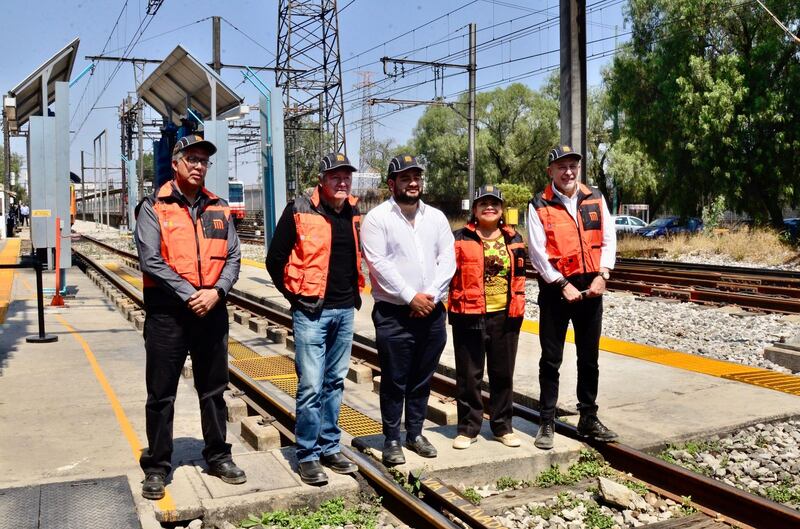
[141,473,165,500]
[298,460,328,485]
[208,460,247,484]
[321,452,358,474]
[577,416,618,442]
[534,420,555,450]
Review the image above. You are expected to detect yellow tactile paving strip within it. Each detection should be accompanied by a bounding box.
[521,319,800,397]
[0,239,21,323]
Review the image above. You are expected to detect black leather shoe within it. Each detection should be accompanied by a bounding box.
[577,416,618,442]
[208,460,247,484]
[320,452,358,474]
[141,473,165,500]
[534,420,555,450]
[382,440,406,466]
[298,460,329,485]
[405,435,437,458]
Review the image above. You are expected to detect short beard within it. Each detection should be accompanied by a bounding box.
[393,189,420,205]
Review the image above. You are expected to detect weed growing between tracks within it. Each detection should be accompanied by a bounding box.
[239,496,381,529]
[535,449,616,487]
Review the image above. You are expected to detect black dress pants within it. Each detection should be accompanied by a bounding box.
[139,302,232,476]
[537,280,603,422]
[452,311,521,438]
[372,301,447,442]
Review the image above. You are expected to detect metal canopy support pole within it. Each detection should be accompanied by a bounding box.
[559,0,587,182]
[54,81,71,275]
[467,23,477,205]
[212,16,222,74]
[103,128,109,226]
[80,150,86,221]
[126,158,137,230]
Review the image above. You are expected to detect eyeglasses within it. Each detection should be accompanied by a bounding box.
[555,163,580,173]
[183,156,213,168]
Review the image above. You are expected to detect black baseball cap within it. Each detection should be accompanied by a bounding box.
[387,154,424,178]
[473,184,504,204]
[319,152,357,173]
[547,145,582,165]
[173,134,217,156]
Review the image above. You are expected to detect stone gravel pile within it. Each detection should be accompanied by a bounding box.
[661,420,800,510]
[524,283,800,373]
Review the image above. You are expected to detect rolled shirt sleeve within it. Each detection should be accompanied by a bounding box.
[599,198,616,271]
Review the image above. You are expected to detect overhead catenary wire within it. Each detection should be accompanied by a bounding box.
[755,0,800,43]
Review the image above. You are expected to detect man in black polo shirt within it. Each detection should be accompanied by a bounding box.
[266,153,364,485]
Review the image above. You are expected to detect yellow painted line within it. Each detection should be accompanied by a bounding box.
[56,315,177,515]
[0,239,21,323]
[520,317,800,396]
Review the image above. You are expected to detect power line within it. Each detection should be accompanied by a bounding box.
[755,0,800,43]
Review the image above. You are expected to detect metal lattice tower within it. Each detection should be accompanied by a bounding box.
[276,0,347,194]
[356,72,376,172]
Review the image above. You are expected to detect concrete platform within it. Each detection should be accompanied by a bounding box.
[233,261,800,450]
[353,419,584,488]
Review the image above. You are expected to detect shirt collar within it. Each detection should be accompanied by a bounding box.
[389,195,426,215]
[550,182,578,204]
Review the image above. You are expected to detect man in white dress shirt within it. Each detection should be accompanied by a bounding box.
[527,145,618,450]
[360,154,456,466]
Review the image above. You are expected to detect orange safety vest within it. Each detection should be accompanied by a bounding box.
[449,223,527,318]
[530,183,605,278]
[283,186,365,304]
[142,181,230,289]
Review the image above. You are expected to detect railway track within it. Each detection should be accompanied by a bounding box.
[73,233,800,528]
[527,258,800,314]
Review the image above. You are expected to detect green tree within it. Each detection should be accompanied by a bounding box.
[607,0,800,226]
[410,83,559,201]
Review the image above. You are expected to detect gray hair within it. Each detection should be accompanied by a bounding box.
[172,150,185,163]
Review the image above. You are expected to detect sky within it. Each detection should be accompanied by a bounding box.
[0,0,629,186]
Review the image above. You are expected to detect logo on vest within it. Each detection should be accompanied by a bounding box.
[213,219,224,230]
[589,211,598,222]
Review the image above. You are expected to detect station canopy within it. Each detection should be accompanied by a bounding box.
[7,37,80,130]
[137,45,242,125]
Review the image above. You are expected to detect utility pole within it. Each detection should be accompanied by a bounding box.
[379,23,477,204]
[560,0,587,182]
[80,151,86,221]
[356,72,376,172]
[467,23,477,204]
[212,16,222,74]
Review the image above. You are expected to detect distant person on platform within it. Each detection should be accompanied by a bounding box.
[449,185,527,450]
[19,204,29,227]
[266,153,363,486]
[527,145,618,450]
[134,134,246,500]
[360,154,456,465]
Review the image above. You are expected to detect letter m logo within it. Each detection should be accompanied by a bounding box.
[589,211,598,222]
[213,219,224,230]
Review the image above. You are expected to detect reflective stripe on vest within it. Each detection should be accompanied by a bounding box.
[448,223,527,318]
[283,186,365,299]
[142,181,230,289]
[531,183,604,277]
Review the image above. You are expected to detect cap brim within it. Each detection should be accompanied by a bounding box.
[176,140,217,156]
[322,163,357,173]
[473,193,504,203]
[390,164,425,174]
[549,152,581,164]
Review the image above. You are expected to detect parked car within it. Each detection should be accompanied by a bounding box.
[636,216,703,238]
[612,215,648,234]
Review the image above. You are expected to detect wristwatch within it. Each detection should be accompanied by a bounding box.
[598,270,610,281]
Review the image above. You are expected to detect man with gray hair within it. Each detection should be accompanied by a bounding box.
[134,134,246,500]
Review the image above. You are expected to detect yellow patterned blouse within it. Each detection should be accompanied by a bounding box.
[482,235,510,312]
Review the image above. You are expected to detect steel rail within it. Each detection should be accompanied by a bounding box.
[76,234,800,527]
[617,257,800,280]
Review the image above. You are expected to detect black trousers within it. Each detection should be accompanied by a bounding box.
[537,280,603,422]
[139,302,232,476]
[372,301,447,442]
[452,311,521,438]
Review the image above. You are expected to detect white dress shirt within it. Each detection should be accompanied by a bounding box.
[526,183,616,284]
[360,197,456,305]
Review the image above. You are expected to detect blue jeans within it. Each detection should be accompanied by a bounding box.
[292,307,354,463]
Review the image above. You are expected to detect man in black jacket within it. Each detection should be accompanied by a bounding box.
[266,153,363,485]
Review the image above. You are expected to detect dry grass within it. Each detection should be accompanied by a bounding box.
[617,228,800,266]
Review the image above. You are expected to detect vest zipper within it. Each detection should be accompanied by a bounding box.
[190,205,203,287]
[575,201,588,275]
